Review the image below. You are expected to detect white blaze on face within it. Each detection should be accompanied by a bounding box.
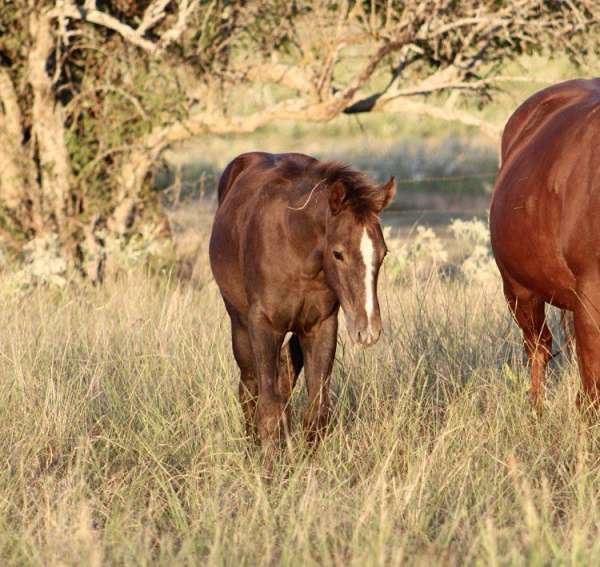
[360,227,376,326]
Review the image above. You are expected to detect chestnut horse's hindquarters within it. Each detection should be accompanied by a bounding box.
[490,78,600,412]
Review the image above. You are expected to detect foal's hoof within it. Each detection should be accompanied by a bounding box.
[303,424,328,446]
[259,442,277,481]
[528,390,544,416]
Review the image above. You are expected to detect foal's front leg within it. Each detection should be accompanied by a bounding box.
[248,311,287,451]
[300,314,338,443]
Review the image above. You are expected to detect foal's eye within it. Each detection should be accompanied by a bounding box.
[333,251,344,261]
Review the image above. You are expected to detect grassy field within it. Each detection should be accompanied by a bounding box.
[2,215,600,566]
[3,56,600,565]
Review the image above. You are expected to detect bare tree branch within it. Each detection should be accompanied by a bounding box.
[138,0,171,35]
[0,68,22,140]
[158,0,196,49]
[52,0,198,54]
[52,1,159,53]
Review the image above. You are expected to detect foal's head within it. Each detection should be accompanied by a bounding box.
[322,168,396,346]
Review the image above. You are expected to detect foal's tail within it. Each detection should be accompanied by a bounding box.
[279,333,304,393]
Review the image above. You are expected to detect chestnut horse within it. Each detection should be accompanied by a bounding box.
[490,78,600,410]
[209,152,395,450]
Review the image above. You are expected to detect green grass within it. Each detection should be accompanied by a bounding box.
[1,236,600,565]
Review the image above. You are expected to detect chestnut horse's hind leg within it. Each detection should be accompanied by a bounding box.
[560,310,576,359]
[503,281,553,409]
[299,314,338,443]
[573,280,600,411]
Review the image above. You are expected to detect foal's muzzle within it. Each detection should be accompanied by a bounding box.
[344,311,382,347]
[355,326,381,347]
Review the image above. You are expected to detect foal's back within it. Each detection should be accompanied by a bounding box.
[209,152,320,318]
[216,152,315,205]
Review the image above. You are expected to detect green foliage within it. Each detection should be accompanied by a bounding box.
[0,4,28,65]
[66,45,186,220]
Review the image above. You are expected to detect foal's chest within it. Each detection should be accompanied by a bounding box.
[292,284,338,334]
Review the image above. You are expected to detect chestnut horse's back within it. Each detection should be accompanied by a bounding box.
[499,79,600,167]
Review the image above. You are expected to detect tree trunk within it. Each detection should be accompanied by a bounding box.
[1,10,83,273]
[27,10,73,241]
[0,69,42,238]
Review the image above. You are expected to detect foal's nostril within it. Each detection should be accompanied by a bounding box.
[364,328,381,347]
[356,328,377,346]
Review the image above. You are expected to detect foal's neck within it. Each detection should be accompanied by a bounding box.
[285,189,331,277]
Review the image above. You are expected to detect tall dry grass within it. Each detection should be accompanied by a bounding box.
[1,223,599,566]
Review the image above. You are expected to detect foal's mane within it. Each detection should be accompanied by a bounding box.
[280,158,383,218]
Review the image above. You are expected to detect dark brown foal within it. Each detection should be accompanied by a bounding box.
[209,152,395,452]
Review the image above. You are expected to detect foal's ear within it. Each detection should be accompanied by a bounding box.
[328,181,346,215]
[373,176,396,212]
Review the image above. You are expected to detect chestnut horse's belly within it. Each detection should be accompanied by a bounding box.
[490,180,577,310]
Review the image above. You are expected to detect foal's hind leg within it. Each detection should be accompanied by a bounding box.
[560,310,576,359]
[503,280,553,409]
[228,311,259,439]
